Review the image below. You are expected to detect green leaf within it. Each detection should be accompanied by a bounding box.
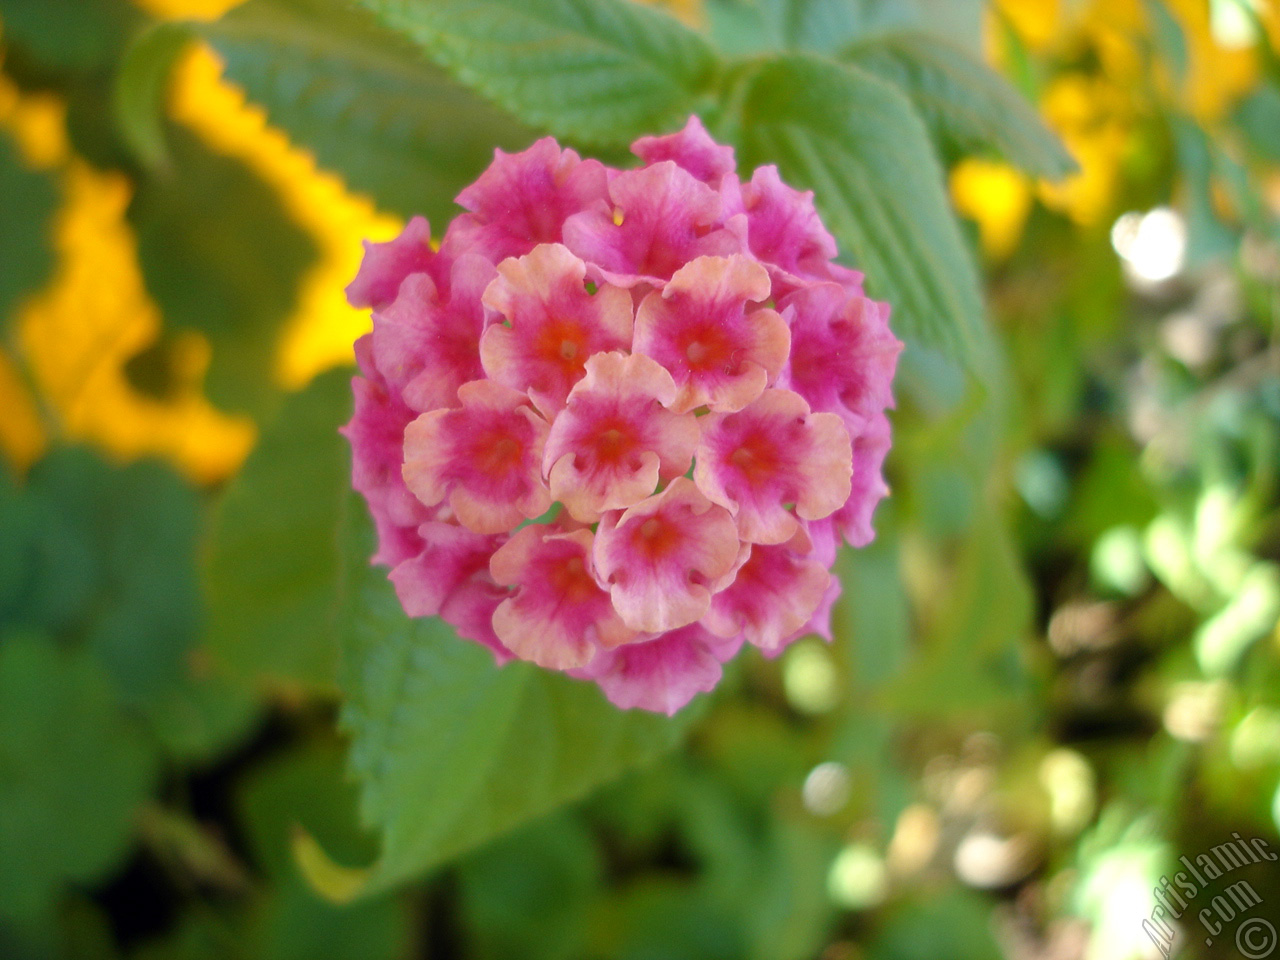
[201,0,538,224]
[2,449,204,708]
[330,505,696,898]
[129,126,318,416]
[729,53,988,369]
[0,634,158,921]
[0,132,58,328]
[708,0,984,57]
[349,0,720,145]
[113,22,194,170]
[0,0,141,74]
[204,369,353,692]
[841,32,1075,179]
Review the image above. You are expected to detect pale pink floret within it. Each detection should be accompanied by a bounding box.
[631,116,736,186]
[402,379,551,535]
[634,256,790,414]
[593,478,740,634]
[563,162,745,287]
[451,138,610,262]
[370,254,494,413]
[480,244,633,416]
[490,525,636,669]
[579,624,743,715]
[702,526,831,656]
[543,352,699,523]
[778,282,902,426]
[345,215,441,310]
[694,387,852,545]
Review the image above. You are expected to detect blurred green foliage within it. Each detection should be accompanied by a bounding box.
[0,0,1279,957]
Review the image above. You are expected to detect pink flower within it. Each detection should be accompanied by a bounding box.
[370,254,494,413]
[402,379,551,535]
[631,115,736,186]
[593,477,741,634]
[344,117,900,713]
[480,244,633,416]
[633,255,790,413]
[345,215,442,310]
[693,387,852,545]
[543,351,699,522]
[577,624,743,716]
[702,526,832,656]
[451,138,610,262]
[563,162,745,286]
[490,524,635,669]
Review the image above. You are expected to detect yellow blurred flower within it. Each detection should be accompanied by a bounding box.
[960,0,1275,257]
[0,74,255,482]
[167,45,400,389]
[1,0,407,480]
[17,158,257,483]
[950,158,1034,260]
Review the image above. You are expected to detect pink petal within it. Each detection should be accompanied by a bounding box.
[737,165,839,279]
[544,352,699,523]
[831,412,893,548]
[631,116,736,185]
[389,521,500,617]
[693,387,852,545]
[579,623,743,715]
[633,255,790,414]
[480,244,633,415]
[342,346,433,567]
[402,379,551,534]
[346,216,443,310]
[452,138,611,263]
[562,162,745,287]
[490,525,636,669]
[702,526,831,656]
[370,255,495,413]
[593,478,741,633]
[778,281,901,425]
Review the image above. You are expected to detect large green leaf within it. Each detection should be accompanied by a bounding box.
[730,53,987,368]
[842,31,1075,180]
[349,0,720,146]
[204,369,353,692]
[328,504,697,898]
[0,634,158,922]
[202,0,538,224]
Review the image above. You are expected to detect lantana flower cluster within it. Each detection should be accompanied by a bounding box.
[343,117,901,714]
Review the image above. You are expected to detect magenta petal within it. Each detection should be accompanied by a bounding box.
[833,412,893,548]
[389,521,501,618]
[342,353,432,568]
[631,116,736,185]
[562,162,745,286]
[369,255,494,413]
[453,138,611,263]
[346,216,441,310]
[581,623,742,715]
[778,281,901,425]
